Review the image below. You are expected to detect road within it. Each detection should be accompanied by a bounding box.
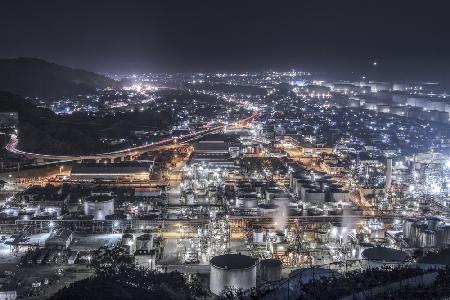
[4,111,260,163]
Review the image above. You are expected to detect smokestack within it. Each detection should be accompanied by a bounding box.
[385,158,392,191]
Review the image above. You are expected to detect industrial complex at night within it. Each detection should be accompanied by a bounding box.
[1,0,450,299]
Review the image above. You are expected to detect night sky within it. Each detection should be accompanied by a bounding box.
[1,0,450,81]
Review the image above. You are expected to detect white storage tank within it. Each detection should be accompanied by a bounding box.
[403,218,417,241]
[418,230,437,248]
[210,254,257,296]
[304,189,326,204]
[252,227,264,244]
[84,196,114,220]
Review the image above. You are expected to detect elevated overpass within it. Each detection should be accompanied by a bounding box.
[4,111,260,163]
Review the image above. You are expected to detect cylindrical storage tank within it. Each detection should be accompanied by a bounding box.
[84,196,114,221]
[210,254,256,296]
[136,234,153,251]
[253,227,264,244]
[419,230,437,248]
[236,197,257,209]
[289,171,303,189]
[121,233,134,247]
[409,222,420,246]
[259,259,282,282]
[266,188,284,202]
[437,225,450,248]
[403,218,417,240]
[361,246,409,269]
[426,217,440,231]
[413,224,428,247]
[258,204,279,216]
[370,229,386,240]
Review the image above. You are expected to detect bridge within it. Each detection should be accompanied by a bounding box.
[5,111,260,163]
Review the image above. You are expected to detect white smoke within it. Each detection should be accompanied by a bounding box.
[274,199,288,231]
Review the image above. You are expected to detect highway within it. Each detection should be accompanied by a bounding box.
[4,111,261,163]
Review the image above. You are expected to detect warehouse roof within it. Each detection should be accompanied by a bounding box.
[195,141,229,152]
[71,162,151,174]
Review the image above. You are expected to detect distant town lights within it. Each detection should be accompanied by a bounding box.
[445,160,450,168]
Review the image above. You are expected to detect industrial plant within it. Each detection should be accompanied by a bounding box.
[1,1,450,298]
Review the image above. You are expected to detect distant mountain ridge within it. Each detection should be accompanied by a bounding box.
[0,57,118,98]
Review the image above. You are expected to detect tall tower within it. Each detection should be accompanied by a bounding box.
[385,158,393,192]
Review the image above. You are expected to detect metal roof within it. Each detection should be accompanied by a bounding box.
[210,254,256,270]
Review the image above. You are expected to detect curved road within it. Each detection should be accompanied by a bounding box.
[4,111,261,162]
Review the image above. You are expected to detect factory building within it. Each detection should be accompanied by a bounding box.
[83,195,114,220]
[195,140,230,154]
[19,185,70,208]
[45,228,73,250]
[18,185,70,216]
[189,136,240,169]
[70,161,153,182]
[402,217,449,248]
[320,159,348,175]
[298,142,333,157]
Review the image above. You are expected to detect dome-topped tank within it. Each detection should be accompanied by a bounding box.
[210,254,256,296]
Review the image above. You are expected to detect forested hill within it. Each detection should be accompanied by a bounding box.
[0,57,118,98]
[0,92,172,155]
